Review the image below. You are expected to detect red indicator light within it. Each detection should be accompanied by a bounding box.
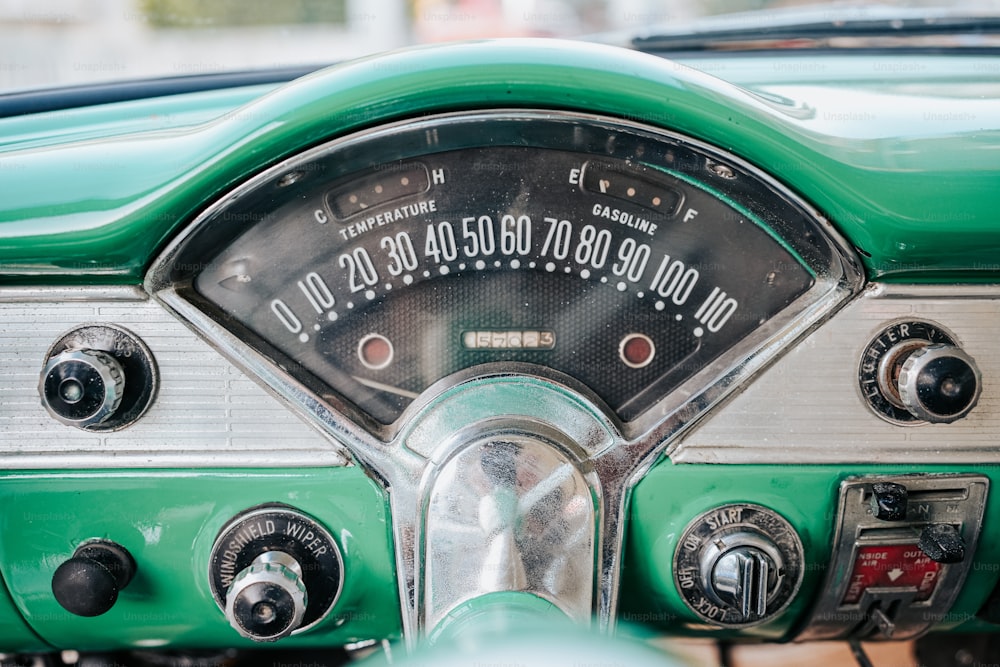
[358,334,394,370]
[620,333,655,369]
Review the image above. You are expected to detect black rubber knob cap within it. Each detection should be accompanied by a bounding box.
[918,524,966,564]
[51,541,136,617]
[870,481,908,521]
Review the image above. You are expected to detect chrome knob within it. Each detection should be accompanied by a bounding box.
[711,547,773,618]
[39,349,124,428]
[898,344,981,423]
[699,531,784,623]
[225,551,307,642]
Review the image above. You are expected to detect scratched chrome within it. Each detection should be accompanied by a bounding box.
[0,287,347,469]
[421,423,596,630]
[672,284,1000,465]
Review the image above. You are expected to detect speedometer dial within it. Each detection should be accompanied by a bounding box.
[160,112,832,430]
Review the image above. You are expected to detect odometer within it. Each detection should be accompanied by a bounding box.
[167,112,827,428]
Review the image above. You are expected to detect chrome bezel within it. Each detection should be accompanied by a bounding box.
[672,503,804,629]
[208,504,345,637]
[146,109,863,640]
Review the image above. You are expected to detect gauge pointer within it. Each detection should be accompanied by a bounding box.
[351,376,420,399]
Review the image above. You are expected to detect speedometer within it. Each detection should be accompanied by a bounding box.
[153,111,846,432]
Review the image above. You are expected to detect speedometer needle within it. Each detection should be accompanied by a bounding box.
[351,376,420,399]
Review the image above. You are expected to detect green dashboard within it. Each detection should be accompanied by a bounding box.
[1,38,1000,661]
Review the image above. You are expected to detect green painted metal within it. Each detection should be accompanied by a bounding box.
[621,462,1000,639]
[0,84,280,151]
[0,467,400,650]
[0,41,998,282]
[5,460,999,648]
[0,571,46,651]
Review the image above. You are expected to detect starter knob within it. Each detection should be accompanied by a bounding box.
[39,349,124,428]
[711,547,775,618]
[675,504,803,628]
[897,344,981,424]
[699,530,785,623]
[225,551,308,642]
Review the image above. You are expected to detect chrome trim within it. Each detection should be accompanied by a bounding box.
[672,503,804,629]
[209,505,345,638]
[673,285,1000,464]
[0,285,146,303]
[798,474,988,641]
[144,109,864,642]
[0,297,347,468]
[420,420,597,629]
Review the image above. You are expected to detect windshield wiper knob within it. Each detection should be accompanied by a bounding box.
[225,551,307,641]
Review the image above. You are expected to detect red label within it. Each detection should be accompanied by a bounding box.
[842,544,941,605]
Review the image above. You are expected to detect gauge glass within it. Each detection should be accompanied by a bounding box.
[185,114,818,426]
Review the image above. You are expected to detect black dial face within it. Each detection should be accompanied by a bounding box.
[181,114,819,427]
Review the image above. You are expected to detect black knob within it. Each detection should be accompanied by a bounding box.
[918,524,966,564]
[225,551,307,641]
[898,344,981,424]
[51,541,136,617]
[870,482,908,521]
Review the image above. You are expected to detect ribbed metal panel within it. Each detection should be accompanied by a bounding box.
[673,285,1000,464]
[0,289,348,468]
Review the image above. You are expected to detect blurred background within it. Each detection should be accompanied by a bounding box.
[0,0,891,91]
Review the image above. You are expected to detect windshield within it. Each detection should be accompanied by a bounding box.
[1,0,998,92]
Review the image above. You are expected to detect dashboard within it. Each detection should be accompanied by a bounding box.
[1,37,1000,665]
